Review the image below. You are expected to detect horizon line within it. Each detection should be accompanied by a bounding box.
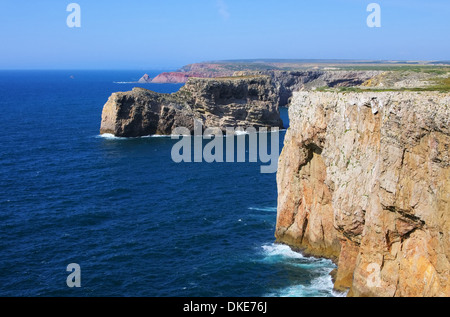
[1,58,449,71]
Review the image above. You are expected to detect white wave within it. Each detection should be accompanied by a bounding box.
[267,274,336,297]
[261,243,336,266]
[267,272,347,298]
[290,261,333,271]
[261,243,304,259]
[97,134,174,140]
[97,133,127,140]
[332,289,349,297]
[113,81,139,84]
[141,135,172,138]
[248,207,277,212]
[261,243,341,297]
[223,129,285,137]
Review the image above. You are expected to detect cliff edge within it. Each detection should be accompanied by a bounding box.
[276,91,450,296]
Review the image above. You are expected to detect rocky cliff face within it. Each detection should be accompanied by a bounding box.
[270,70,382,107]
[233,70,382,107]
[100,76,283,137]
[147,67,381,103]
[151,72,190,83]
[276,91,450,297]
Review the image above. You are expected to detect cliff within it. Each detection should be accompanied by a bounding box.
[149,68,382,109]
[147,67,381,100]
[100,76,283,137]
[149,63,237,83]
[251,70,382,107]
[276,91,450,297]
[151,72,190,83]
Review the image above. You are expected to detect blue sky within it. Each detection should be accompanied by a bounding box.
[0,0,449,69]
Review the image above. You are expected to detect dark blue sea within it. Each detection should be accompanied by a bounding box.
[0,70,338,297]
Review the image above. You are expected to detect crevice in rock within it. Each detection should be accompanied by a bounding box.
[297,143,324,172]
[383,205,425,227]
[300,215,309,244]
[386,231,392,252]
[340,230,361,246]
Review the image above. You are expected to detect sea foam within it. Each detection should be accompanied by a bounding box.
[248,207,277,212]
[261,243,341,297]
[261,243,304,259]
[97,134,173,140]
[266,274,335,297]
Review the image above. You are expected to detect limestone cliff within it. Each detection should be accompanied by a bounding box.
[148,66,382,105]
[263,70,382,107]
[100,76,283,137]
[276,91,450,297]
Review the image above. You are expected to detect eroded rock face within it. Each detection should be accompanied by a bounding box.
[276,91,450,297]
[100,76,283,137]
[235,70,382,107]
[151,72,190,83]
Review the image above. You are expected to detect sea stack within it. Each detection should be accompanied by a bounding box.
[138,74,152,83]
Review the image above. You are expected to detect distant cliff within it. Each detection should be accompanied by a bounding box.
[147,66,382,107]
[101,69,396,137]
[276,91,450,296]
[138,73,152,83]
[151,72,190,83]
[246,70,381,107]
[100,76,283,137]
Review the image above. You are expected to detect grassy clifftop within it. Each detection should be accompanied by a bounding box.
[315,68,450,93]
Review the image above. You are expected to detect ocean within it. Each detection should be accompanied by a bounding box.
[0,70,338,297]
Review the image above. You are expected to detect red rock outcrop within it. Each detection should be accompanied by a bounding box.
[151,72,190,83]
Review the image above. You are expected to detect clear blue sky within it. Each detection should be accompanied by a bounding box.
[0,0,448,69]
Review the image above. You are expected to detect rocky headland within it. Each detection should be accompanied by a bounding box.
[140,60,449,84]
[100,76,283,137]
[101,69,386,137]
